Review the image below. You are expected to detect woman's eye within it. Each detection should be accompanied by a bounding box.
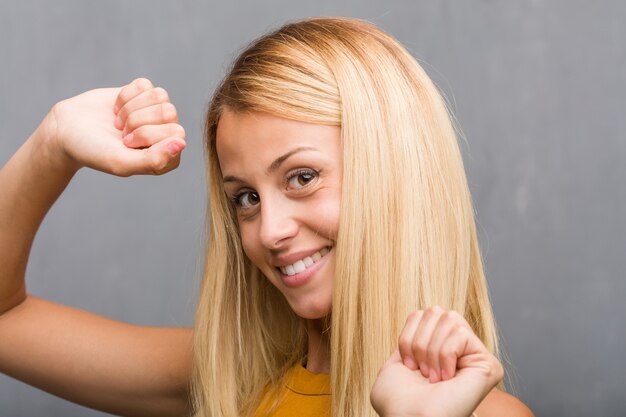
[232,191,260,209]
[287,170,318,190]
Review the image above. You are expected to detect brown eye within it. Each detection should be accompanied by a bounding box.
[287,170,318,189]
[234,191,260,209]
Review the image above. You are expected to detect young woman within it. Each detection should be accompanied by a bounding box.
[0,17,533,417]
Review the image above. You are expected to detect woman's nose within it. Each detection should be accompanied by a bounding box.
[258,194,298,250]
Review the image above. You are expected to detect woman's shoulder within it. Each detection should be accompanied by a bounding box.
[476,388,535,417]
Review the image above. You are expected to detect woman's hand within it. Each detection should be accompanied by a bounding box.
[370,307,503,417]
[43,77,186,176]
[0,78,192,415]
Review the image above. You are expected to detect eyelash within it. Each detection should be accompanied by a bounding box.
[229,168,320,210]
[230,190,254,209]
[286,168,318,190]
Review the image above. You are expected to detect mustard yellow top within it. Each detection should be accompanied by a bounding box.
[254,363,330,417]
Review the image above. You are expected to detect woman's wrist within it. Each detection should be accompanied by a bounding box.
[31,107,82,175]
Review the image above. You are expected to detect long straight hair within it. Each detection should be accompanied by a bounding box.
[192,17,499,417]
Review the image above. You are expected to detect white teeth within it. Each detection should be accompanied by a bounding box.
[293,260,306,273]
[278,247,331,276]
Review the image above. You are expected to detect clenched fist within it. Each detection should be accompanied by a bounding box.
[371,307,503,417]
[43,78,186,177]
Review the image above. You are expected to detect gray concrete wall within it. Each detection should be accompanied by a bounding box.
[1,1,624,416]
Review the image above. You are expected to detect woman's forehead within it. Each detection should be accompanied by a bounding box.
[215,109,341,173]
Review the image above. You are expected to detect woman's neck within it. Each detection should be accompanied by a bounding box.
[305,318,331,374]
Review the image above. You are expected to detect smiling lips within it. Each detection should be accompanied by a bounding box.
[278,247,331,276]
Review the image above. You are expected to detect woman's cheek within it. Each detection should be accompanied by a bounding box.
[239,225,262,267]
[312,189,341,240]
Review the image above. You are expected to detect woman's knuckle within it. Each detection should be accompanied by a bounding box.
[494,359,505,380]
[442,311,455,322]
[51,100,64,115]
[125,113,138,129]
[413,338,427,353]
[134,77,153,90]
[117,105,129,121]
[151,162,166,175]
[175,124,186,138]
[452,311,470,326]
[398,334,412,350]
[480,357,503,380]
[447,310,461,320]
[440,344,454,358]
[454,324,469,337]
[150,155,169,175]
[425,306,443,317]
[448,322,460,332]
[109,158,130,177]
[161,102,177,121]
[152,87,169,102]
[133,126,147,141]
[404,311,417,324]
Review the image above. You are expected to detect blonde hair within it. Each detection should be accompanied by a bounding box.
[192,17,499,417]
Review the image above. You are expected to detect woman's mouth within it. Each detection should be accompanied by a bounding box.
[277,246,332,276]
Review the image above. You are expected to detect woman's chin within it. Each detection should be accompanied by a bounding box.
[289,299,332,320]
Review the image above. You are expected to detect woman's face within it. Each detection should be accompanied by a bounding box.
[216,109,342,320]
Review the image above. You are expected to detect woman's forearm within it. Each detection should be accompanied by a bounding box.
[0,113,79,314]
[0,83,192,416]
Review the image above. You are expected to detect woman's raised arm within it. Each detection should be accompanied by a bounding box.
[0,79,193,416]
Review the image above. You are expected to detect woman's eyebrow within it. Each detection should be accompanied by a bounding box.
[222,175,244,184]
[222,146,318,184]
[266,146,317,174]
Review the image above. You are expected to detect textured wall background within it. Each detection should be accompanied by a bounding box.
[1,1,624,416]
